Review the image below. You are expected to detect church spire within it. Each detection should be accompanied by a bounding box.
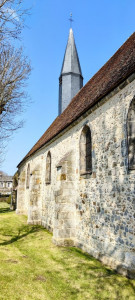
[58,27,83,115]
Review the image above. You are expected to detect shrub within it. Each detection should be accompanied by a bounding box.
[6,195,11,205]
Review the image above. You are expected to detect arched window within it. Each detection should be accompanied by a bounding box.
[80,125,92,175]
[127,96,135,169]
[26,163,30,189]
[45,151,51,184]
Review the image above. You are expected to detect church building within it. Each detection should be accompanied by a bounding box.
[17,29,135,278]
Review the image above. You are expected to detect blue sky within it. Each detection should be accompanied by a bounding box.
[1,0,135,175]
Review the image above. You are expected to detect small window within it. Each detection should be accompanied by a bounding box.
[57,166,62,173]
[45,151,51,184]
[26,163,30,189]
[127,96,135,169]
[80,125,92,175]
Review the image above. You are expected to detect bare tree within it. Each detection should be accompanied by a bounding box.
[0,44,31,133]
[0,0,31,164]
[0,0,29,41]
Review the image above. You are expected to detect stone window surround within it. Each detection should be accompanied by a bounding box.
[26,163,30,189]
[80,124,92,177]
[127,95,135,170]
[45,151,51,185]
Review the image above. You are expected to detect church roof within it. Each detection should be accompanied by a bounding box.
[60,28,83,77]
[18,32,135,167]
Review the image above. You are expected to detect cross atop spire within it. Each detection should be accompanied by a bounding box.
[69,13,74,28]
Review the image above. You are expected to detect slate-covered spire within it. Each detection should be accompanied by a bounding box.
[58,28,83,115]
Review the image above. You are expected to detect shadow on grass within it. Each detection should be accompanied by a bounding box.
[0,207,12,214]
[0,225,43,246]
[50,248,117,278]
[48,251,135,297]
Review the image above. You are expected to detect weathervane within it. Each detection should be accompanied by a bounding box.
[69,13,74,28]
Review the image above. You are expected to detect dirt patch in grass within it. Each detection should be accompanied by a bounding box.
[5,259,18,264]
[35,275,47,282]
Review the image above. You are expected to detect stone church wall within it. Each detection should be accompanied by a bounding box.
[17,79,135,277]
[16,167,27,214]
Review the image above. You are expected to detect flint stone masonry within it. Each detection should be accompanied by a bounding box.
[17,79,135,278]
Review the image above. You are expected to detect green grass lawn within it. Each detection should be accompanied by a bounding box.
[0,202,135,300]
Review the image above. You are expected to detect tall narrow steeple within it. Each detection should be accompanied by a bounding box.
[58,28,83,115]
